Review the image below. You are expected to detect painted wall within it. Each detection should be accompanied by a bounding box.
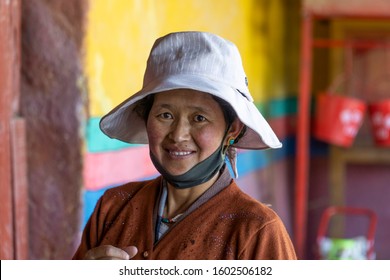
[82,0,299,237]
[85,0,289,117]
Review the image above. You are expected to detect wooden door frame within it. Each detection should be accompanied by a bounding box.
[0,0,27,260]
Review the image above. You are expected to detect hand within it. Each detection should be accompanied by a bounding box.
[83,245,138,260]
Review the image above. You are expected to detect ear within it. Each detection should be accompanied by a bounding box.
[225,119,245,145]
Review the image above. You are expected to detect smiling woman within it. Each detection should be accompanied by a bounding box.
[147,90,237,180]
[73,31,296,260]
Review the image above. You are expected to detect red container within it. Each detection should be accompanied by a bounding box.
[313,93,367,147]
[368,99,390,147]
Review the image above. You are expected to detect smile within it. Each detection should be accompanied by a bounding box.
[168,150,193,157]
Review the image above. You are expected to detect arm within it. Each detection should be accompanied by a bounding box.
[239,219,297,260]
[72,196,104,259]
[72,197,138,260]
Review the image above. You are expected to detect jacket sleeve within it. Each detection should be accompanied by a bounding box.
[239,219,297,260]
[72,196,104,260]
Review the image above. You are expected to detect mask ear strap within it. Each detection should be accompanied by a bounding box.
[222,124,239,178]
[226,146,238,178]
[222,124,232,154]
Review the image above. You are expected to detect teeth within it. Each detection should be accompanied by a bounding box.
[170,151,192,156]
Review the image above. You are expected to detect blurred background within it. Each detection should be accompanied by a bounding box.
[1,0,389,260]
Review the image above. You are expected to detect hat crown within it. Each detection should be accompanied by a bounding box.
[143,32,252,101]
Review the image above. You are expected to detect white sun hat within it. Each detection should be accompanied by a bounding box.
[100,31,282,150]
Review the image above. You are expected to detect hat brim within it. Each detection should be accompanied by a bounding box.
[99,74,282,150]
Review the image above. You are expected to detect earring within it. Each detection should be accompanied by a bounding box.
[228,138,235,145]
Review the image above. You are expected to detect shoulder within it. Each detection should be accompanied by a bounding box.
[221,181,281,226]
[100,176,162,206]
[89,176,162,225]
[223,182,296,259]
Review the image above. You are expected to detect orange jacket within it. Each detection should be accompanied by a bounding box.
[73,176,297,260]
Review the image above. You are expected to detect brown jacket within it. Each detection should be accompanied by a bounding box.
[73,176,297,260]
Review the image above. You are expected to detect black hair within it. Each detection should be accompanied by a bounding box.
[212,96,247,144]
[133,94,155,122]
[211,96,237,126]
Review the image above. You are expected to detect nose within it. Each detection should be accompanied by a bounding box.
[169,118,191,142]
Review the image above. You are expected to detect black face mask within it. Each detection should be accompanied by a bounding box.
[149,143,226,189]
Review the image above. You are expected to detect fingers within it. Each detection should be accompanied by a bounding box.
[84,245,132,260]
[123,246,138,259]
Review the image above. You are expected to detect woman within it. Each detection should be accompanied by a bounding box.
[73,31,297,260]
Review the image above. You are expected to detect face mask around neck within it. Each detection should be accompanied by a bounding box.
[149,142,227,189]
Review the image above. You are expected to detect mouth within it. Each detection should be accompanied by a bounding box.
[166,149,195,158]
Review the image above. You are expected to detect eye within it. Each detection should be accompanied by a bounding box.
[194,115,206,122]
[158,112,173,119]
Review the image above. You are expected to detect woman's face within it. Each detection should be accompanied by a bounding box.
[146,89,228,176]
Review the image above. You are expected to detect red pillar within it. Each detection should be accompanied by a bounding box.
[294,11,313,259]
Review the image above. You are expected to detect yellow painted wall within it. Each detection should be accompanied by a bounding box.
[84,0,288,117]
